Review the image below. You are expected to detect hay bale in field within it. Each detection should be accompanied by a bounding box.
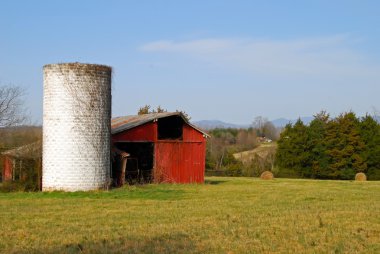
[260,171,274,180]
[355,172,367,181]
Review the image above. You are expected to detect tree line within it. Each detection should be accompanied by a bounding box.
[276,111,380,180]
[206,128,258,175]
[206,117,280,176]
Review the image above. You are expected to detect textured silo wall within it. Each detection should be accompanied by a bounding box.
[43,63,112,191]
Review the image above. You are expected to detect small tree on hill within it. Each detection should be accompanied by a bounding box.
[137,105,151,115]
[138,105,167,115]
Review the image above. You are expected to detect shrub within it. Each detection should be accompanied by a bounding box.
[0,181,26,192]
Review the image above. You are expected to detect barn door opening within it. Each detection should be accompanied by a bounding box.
[114,142,154,184]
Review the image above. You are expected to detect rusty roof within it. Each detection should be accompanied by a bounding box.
[1,141,42,159]
[112,112,209,137]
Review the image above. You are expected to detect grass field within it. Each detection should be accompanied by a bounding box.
[0,177,379,253]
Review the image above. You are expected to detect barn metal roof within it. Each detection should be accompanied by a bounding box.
[1,141,42,159]
[111,112,209,137]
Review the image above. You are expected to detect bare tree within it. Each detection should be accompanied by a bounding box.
[252,116,279,140]
[0,85,26,127]
[236,129,258,150]
[372,107,380,119]
[253,116,268,131]
[266,145,277,171]
[262,121,279,141]
[253,116,268,137]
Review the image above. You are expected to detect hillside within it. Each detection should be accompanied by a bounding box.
[192,120,249,129]
[233,142,277,164]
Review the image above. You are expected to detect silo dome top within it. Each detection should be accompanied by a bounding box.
[43,62,112,72]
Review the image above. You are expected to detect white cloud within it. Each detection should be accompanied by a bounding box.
[139,39,235,53]
[139,35,379,80]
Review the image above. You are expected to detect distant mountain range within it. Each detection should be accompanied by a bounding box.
[192,120,250,129]
[193,115,380,130]
[193,117,314,129]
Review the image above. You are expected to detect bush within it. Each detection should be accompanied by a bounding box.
[0,181,26,192]
[367,168,380,180]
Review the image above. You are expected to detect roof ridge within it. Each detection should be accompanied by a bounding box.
[111,112,209,137]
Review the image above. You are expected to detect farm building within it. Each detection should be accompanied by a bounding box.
[1,141,42,188]
[1,112,208,187]
[111,112,209,184]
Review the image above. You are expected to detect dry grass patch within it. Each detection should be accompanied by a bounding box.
[233,143,277,164]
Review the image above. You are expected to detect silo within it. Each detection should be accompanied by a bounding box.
[43,63,112,191]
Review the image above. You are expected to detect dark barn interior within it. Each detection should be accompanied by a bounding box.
[114,142,154,183]
[157,115,183,140]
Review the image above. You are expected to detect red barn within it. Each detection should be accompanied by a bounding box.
[111,112,209,184]
[1,141,42,186]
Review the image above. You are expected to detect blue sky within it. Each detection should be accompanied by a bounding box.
[1,0,379,124]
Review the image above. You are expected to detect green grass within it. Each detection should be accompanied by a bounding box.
[0,177,379,253]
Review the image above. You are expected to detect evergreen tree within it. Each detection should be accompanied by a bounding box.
[276,123,293,171]
[325,112,366,179]
[307,111,329,178]
[276,119,310,177]
[359,115,380,180]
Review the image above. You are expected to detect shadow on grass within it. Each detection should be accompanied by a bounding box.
[204,179,228,185]
[0,186,186,201]
[30,233,205,254]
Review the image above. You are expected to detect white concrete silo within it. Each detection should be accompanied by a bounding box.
[43,63,112,191]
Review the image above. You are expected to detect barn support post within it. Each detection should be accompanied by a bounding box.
[113,147,129,187]
[119,156,127,186]
[114,154,128,187]
[12,159,15,181]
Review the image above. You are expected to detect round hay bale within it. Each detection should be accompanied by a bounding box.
[260,171,274,180]
[355,172,367,181]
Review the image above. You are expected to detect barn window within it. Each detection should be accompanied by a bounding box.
[157,116,183,140]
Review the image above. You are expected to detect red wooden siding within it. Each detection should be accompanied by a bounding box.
[112,117,207,184]
[154,141,205,183]
[112,122,157,142]
[2,156,13,181]
[183,124,205,142]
